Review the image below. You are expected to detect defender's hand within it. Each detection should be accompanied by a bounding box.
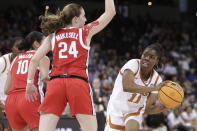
[26,83,38,102]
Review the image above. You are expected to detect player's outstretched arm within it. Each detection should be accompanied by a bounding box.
[86,0,116,40]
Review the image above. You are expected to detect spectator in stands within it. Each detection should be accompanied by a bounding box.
[92,77,106,131]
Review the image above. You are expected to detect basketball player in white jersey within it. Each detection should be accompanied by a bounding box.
[0,37,23,131]
[0,37,23,106]
[105,43,168,131]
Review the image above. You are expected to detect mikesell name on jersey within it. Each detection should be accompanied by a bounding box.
[56,32,79,41]
[19,54,34,59]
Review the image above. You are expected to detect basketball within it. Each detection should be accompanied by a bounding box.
[158,81,184,108]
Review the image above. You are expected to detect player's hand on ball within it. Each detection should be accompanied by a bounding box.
[155,82,164,91]
[155,80,171,91]
[26,83,38,102]
[158,81,184,108]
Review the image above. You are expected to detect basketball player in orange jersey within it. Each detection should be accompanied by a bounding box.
[0,37,23,131]
[4,31,50,131]
[25,0,116,131]
[105,43,169,131]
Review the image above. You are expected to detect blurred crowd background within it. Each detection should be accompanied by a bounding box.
[0,0,197,131]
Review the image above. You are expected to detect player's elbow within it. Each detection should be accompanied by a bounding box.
[30,56,38,63]
[122,86,128,92]
[122,84,134,92]
[42,76,50,83]
[122,80,128,92]
[110,10,116,19]
[105,10,116,19]
[122,80,136,93]
[111,10,116,17]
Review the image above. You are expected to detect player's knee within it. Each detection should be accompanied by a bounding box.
[80,121,97,131]
[76,114,97,130]
[125,120,139,131]
[125,126,139,131]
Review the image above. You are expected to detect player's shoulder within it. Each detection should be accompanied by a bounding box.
[125,59,140,65]
[121,59,140,73]
[0,53,12,62]
[62,27,79,31]
[1,53,11,58]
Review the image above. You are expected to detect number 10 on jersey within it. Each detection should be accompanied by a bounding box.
[58,41,79,58]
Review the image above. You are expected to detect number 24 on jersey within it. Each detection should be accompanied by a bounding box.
[58,41,78,59]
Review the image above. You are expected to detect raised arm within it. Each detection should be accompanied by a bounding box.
[86,0,116,43]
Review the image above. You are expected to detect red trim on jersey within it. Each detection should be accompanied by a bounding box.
[154,74,160,86]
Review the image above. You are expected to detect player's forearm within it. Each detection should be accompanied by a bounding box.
[123,83,157,93]
[122,70,157,93]
[145,105,167,114]
[27,58,39,81]
[105,0,116,16]
[39,56,50,82]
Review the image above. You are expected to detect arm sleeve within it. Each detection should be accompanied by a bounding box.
[120,59,139,74]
